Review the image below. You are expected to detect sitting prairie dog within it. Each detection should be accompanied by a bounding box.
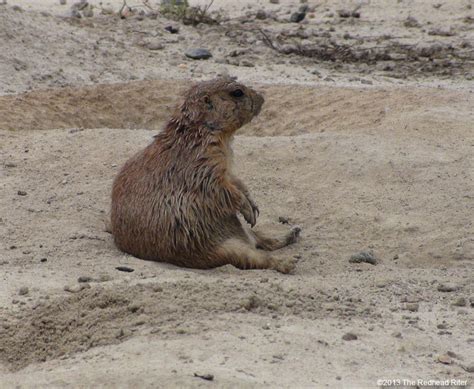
[111,77,300,273]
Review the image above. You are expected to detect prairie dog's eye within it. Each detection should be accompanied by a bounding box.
[230,89,244,98]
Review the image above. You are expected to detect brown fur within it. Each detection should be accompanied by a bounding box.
[111,77,300,273]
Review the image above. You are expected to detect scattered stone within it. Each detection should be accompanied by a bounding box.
[290,11,306,23]
[18,287,29,296]
[338,9,351,18]
[404,303,419,312]
[194,373,214,381]
[269,0,279,3]
[78,276,93,283]
[17,190,27,196]
[40,258,47,263]
[349,251,378,265]
[256,10,267,20]
[461,364,474,373]
[164,25,179,34]
[404,16,421,28]
[262,323,271,330]
[4,162,17,168]
[185,48,212,60]
[147,42,164,51]
[59,0,67,4]
[392,331,402,338]
[428,28,455,37]
[437,354,453,364]
[452,297,466,307]
[64,283,90,293]
[342,332,357,341]
[242,295,262,311]
[437,323,448,329]
[278,216,289,224]
[437,283,459,292]
[240,60,255,67]
[470,297,474,307]
[116,266,135,273]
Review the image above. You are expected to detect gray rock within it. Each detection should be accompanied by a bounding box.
[404,16,420,28]
[404,303,419,312]
[452,297,467,307]
[342,332,357,341]
[256,10,267,20]
[428,28,455,37]
[59,0,67,4]
[18,287,29,296]
[349,251,378,265]
[290,11,306,23]
[148,42,164,51]
[185,48,212,60]
[240,60,255,67]
[437,283,460,292]
[78,276,93,283]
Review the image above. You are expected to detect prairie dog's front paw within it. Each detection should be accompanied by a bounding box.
[240,198,256,227]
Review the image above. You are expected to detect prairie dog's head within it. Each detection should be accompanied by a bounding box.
[171,77,264,134]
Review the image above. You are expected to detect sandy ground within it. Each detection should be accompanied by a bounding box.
[0,0,473,387]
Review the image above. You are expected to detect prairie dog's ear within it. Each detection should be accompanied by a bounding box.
[203,95,213,110]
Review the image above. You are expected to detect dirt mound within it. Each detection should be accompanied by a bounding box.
[0,279,337,370]
[0,81,469,136]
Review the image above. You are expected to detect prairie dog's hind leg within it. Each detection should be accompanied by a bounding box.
[253,226,301,251]
[209,238,296,274]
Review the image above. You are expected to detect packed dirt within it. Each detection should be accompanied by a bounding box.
[0,0,473,387]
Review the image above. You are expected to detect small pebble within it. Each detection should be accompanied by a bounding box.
[194,373,214,381]
[185,48,212,60]
[18,287,29,296]
[116,266,135,273]
[452,297,466,307]
[256,9,267,20]
[290,11,306,23]
[17,190,27,196]
[349,251,378,265]
[147,42,164,51]
[437,283,459,292]
[437,354,453,364]
[78,276,93,283]
[164,25,179,34]
[404,303,419,312]
[342,332,357,341]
